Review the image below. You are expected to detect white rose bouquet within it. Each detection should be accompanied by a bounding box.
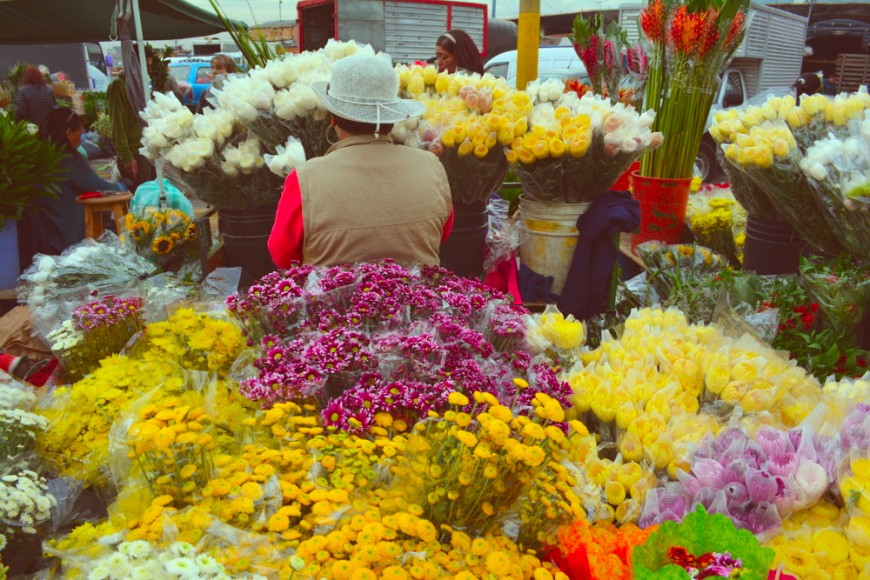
[799,113,870,259]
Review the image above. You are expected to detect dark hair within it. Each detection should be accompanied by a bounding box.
[436,29,484,75]
[333,115,394,136]
[22,65,46,87]
[44,108,83,153]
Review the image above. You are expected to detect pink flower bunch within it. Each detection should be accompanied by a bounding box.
[640,427,835,534]
[840,403,870,454]
[230,261,574,431]
[624,44,649,77]
[71,294,144,333]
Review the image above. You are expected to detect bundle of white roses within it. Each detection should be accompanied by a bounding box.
[799,111,870,258]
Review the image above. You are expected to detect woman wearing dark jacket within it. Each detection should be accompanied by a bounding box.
[18,108,127,266]
[14,65,56,134]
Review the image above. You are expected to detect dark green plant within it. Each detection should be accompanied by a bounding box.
[0,111,67,228]
[81,91,107,130]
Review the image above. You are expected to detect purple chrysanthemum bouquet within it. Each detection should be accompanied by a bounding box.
[45,294,145,382]
[228,261,571,431]
[639,425,836,536]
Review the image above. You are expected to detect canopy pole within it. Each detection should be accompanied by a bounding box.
[130,0,166,204]
[516,0,540,90]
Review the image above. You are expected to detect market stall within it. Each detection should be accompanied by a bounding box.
[0,3,869,576]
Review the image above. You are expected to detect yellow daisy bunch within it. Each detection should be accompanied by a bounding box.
[135,308,245,377]
[37,356,185,484]
[841,456,870,560]
[43,520,120,569]
[125,390,225,504]
[291,503,569,580]
[506,106,593,165]
[390,388,586,551]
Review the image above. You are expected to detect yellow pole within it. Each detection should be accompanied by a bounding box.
[515,0,541,90]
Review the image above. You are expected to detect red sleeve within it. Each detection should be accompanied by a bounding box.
[268,171,304,268]
[441,205,454,243]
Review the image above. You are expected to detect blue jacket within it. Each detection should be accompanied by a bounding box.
[21,152,124,257]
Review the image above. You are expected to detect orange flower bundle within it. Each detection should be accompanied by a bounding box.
[548,520,658,579]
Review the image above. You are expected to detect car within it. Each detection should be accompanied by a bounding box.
[483,45,589,85]
[168,58,214,108]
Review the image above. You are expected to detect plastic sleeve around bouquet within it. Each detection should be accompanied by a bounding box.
[18,234,155,342]
[514,156,567,203]
[799,258,870,344]
[800,146,870,263]
[163,144,284,210]
[246,108,332,161]
[716,146,783,220]
[563,138,642,203]
[440,145,510,205]
[483,197,521,273]
[726,148,847,257]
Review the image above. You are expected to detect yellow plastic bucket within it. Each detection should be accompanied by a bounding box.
[518,197,591,297]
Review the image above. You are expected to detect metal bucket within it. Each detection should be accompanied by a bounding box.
[518,197,591,297]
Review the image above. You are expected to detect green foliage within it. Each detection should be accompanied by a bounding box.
[0,111,67,228]
[208,0,275,69]
[81,91,107,131]
[633,506,775,579]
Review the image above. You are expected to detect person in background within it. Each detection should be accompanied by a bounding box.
[435,30,484,75]
[14,65,56,134]
[106,48,155,191]
[268,54,453,268]
[196,54,239,113]
[823,72,839,96]
[18,109,127,264]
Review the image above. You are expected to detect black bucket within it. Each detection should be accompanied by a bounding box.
[219,205,278,287]
[742,214,805,275]
[439,201,488,278]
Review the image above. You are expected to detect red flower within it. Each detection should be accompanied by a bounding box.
[640,0,666,43]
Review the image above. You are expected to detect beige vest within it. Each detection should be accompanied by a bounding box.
[296,135,452,267]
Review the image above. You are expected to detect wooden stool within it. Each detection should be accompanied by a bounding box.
[76,192,133,239]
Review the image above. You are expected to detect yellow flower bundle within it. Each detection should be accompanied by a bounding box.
[132,307,245,377]
[567,308,822,485]
[765,500,869,579]
[394,65,526,203]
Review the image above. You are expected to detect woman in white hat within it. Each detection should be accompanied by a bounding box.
[268,53,454,268]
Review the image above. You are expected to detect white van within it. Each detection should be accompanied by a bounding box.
[483,45,588,85]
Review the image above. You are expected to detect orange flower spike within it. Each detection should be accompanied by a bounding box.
[699,9,720,58]
[640,0,666,43]
[726,11,746,47]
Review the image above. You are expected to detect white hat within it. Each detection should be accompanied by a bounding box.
[311,54,426,129]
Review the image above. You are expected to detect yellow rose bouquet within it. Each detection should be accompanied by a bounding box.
[686,183,747,266]
[508,88,663,203]
[395,66,524,204]
[720,120,846,256]
[712,92,870,259]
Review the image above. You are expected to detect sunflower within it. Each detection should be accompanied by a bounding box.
[152,235,175,255]
[185,223,198,241]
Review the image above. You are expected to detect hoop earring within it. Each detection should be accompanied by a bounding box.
[326,125,339,145]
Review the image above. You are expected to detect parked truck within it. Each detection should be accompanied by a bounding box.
[0,42,110,91]
[297,0,489,63]
[619,3,808,180]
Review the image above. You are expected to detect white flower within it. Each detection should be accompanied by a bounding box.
[164,556,198,578]
[26,123,39,135]
[124,540,153,559]
[170,542,196,558]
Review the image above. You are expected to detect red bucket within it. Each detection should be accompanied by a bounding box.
[612,160,641,191]
[630,171,692,249]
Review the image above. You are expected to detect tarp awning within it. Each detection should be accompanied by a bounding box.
[0,0,245,43]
